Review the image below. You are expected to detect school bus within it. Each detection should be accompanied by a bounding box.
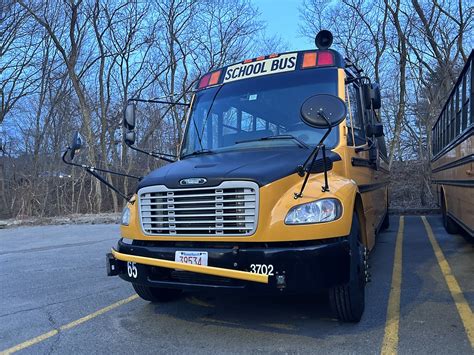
[431,50,473,237]
[65,31,390,322]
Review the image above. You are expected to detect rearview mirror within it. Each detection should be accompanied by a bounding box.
[124,130,136,146]
[371,83,381,109]
[300,94,347,128]
[366,123,384,137]
[69,132,83,161]
[124,102,136,130]
[363,83,382,110]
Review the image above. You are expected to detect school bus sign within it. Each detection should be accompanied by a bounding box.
[223,53,297,83]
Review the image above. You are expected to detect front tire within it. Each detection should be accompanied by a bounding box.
[441,192,459,234]
[380,191,390,231]
[132,283,182,302]
[380,209,390,231]
[329,213,367,322]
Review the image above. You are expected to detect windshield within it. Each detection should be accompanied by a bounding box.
[181,68,339,157]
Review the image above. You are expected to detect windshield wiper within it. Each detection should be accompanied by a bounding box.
[181,149,215,158]
[235,134,310,149]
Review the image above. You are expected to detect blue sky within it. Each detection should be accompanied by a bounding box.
[252,0,314,51]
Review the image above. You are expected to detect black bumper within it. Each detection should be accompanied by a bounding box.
[107,238,351,293]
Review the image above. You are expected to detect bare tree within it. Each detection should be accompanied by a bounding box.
[0,2,41,124]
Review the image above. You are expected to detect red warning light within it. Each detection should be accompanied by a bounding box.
[198,74,211,89]
[317,51,335,66]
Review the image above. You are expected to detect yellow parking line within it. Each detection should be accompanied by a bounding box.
[0,294,139,355]
[381,215,404,355]
[421,216,474,349]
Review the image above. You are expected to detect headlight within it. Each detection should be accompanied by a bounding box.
[285,198,342,225]
[121,206,131,226]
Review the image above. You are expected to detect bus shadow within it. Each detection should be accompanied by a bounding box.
[127,286,391,341]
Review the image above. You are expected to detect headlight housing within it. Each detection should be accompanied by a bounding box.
[121,206,131,226]
[285,198,342,225]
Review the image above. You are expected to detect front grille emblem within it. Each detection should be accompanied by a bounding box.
[179,177,207,186]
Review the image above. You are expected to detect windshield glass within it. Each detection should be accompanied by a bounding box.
[181,68,339,157]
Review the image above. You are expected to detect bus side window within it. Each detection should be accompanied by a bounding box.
[461,62,471,130]
[346,83,366,146]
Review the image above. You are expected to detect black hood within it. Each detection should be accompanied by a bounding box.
[137,147,341,190]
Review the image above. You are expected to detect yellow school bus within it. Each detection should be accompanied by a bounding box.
[431,50,473,237]
[67,31,390,322]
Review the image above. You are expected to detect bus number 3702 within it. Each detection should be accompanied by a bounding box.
[250,264,275,276]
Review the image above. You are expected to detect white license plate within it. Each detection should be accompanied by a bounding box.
[175,251,208,266]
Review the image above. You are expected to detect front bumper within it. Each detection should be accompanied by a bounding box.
[107,238,350,292]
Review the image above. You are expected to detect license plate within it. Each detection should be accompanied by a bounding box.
[175,251,208,266]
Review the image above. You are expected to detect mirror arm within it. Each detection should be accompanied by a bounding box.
[62,149,141,180]
[62,148,137,201]
[345,75,372,86]
[125,141,176,163]
[354,144,369,153]
[84,168,131,201]
[321,145,329,192]
[294,113,333,199]
[354,138,376,153]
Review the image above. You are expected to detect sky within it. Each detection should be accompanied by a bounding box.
[252,0,314,51]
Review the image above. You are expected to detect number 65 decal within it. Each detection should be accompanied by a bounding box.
[127,262,138,278]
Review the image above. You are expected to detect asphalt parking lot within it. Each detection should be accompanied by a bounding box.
[0,215,472,354]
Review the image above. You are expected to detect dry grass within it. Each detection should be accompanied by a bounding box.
[389,160,438,210]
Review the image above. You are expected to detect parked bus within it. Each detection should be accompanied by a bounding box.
[431,50,473,237]
[64,31,390,322]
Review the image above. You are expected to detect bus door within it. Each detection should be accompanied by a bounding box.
[344,81,382,247]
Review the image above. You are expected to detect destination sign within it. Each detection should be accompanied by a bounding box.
[223,53,298,83]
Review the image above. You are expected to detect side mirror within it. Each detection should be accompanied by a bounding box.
[124,130,135,146]
[124,102,136,130]
[367,123,384,137]
[362,84,372,110]
[300,94,347,128]
[69,132,83,161]
[371,83,381,109]
[363,83,382,110]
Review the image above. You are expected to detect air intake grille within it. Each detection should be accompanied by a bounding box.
[138,181,259,236]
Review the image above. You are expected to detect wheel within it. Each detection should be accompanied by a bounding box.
[329,213,367,322]
[441,192,459,234]
[132,283,182,302]
[380,191,390,231]
[380,209,390,231]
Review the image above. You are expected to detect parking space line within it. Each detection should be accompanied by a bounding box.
[0,294,138,355]
[421,216,474,349]
[381,216,404,355]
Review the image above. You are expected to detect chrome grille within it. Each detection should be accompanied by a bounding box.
[138,181,259,236]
